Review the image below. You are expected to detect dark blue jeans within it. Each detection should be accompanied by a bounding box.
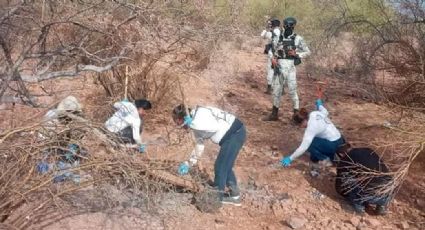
[214,125,246,198]
[308,137,344,162]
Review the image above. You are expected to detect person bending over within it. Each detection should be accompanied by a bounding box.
[173,104,247,206]
[280,99,345,167]
[105,99,152,152]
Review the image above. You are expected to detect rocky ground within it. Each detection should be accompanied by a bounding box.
[1,38,424,230]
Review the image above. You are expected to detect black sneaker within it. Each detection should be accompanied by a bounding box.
[221,196,242,206]
[352,203,365,214]
[375,205,387,215]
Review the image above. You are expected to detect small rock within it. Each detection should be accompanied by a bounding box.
[416,198,425,208]
[287,217,307,229]
[365,218,381,227]
[356,222,368,230]
[271,203,284,217]
[296,207,307,214]
[271,145,279,151]
[215,219,225,224]
[399,221,410,229]
[348,216,360,227]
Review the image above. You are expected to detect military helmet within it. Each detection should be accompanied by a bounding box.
[283,17,297,28]
[270,19,281,27]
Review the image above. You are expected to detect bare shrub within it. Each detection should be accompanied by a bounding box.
[321,0,425,109]
[0,113,200,229]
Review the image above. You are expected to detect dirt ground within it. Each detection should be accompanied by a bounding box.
[1,38,424,230]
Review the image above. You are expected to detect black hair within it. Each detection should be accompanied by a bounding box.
[336,141,352,158]
[135,99,152,110]
[172,104,187,119]
[293,108,309,125]
[270,19,281,27]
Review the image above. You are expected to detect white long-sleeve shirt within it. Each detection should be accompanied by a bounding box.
[187,106,236,165]
[105,101,142,145]
[261,28,281,58]
[289,105,341,160]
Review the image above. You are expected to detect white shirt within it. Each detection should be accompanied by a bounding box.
[188,106,236,165]
[289,105,341,160]
[261,28,281,58]
[104,101,142,145]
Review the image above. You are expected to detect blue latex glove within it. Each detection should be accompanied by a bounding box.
[139,144,146,153]
[315,99,323,110]
[37,162,50,174]
[183,115,192,126]
[178,161,190,175]
[122,98,129,102]
[280,156,292,167]
[65,143,79,160]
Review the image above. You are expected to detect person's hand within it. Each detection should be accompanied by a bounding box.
[189,157,197,166]
[288,49,297,57]
[178,161,190,175]
[315,99,323,110]
[139,144,146,153]
[183,115,192,126]
[280,156,292,167]
[271,58,277,68]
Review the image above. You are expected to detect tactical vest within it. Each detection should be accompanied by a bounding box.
[276,34,296,59]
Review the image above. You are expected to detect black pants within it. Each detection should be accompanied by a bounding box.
[117,126,135,144]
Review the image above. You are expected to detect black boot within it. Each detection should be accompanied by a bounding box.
[375,205,387,215]
[264,84,272,94]
[262,106,279,121]
[292,109,299,122]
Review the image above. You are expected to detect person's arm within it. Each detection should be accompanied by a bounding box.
[188,130,210,165]
[317,104,329,116]
[289,128,316,161]
[296,36,311,59]
[130,118,142,145]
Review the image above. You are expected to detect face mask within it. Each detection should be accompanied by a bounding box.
[284,27,294,38]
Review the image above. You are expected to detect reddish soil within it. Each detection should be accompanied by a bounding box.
[1,38,424,230]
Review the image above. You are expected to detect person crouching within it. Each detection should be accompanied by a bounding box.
[335,144,393,215]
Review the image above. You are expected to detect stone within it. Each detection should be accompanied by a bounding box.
[365,218,381,227]
[214,219,225,224]
[296,207,307,214]
[348,216,361,227]
[287,217,307,229]
[416,198,425,208]
[399,221,410,229]
[271,203,284,217]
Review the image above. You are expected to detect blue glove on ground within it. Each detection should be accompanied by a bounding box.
[183,115,192,126]
[178,161,190,175]
[315,99,323,110]
[139,144,146,153]
[280,156,292,167]
[65,143,79,160]
[37,162,50,174]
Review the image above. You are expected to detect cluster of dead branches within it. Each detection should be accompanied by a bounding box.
[338,119,425,205]
[317,0,425,109]
[0,112,207,229]
[0,0,241,108]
